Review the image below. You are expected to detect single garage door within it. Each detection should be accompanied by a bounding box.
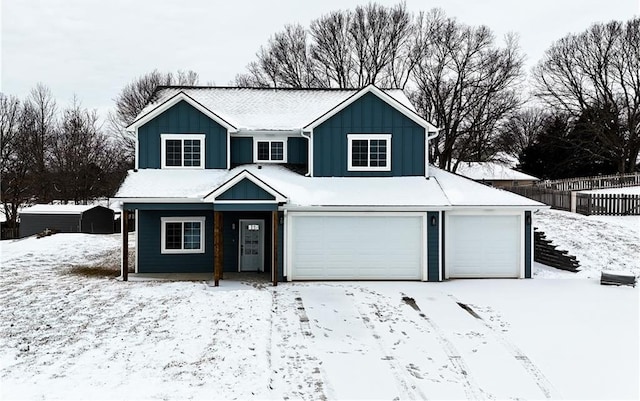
[289,215,423,280]
[446,214,521,278]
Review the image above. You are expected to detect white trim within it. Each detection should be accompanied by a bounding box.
[253,139,288,163]
[281,205,451,212]
[283,209,289,279]
[421,213,428,281]
[204,169,288,203]
[438,211,443,282]
[160,134,206,169]
[226,130,231,170]
[215,200,279,205]
[135,127,139,171]
[135,209,139,274]
[120,212,125,277]
[347,133,392,172]
[304,85,438,132]
[127,91,236,132]
[301,130,313,177]
[238,219,265,272]
[160,216,206,254]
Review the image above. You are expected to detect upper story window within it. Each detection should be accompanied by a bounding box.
[254,140,287,163]
[161,134,205,169]
[347,134,391,171]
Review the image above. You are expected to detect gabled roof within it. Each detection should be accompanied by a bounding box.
[455,162,540,181]
[303,85,438,132]
[126,85,429,132]
[204,170,287,203]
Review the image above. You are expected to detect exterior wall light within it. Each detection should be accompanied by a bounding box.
[430,215,437,226]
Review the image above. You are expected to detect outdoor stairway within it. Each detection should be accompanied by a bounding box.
[534,229,580,272]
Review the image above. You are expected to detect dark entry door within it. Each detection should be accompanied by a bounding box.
[239,219,264,272]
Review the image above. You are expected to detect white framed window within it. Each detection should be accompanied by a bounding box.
[161,216,205,254]
[254,140,287,163]
[347,134,392,171]
[161,134,206,169]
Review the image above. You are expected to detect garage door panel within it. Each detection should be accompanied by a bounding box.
[290,215,423,280]
[448,215,521,278]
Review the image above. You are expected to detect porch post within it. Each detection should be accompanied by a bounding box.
[122,209,128,282]
[214,211,223,287]
[272,210,278,287]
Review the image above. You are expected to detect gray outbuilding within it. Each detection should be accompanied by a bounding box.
[19,204,115,238]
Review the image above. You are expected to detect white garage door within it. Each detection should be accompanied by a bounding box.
[289,215,423,280]
[446,214,521,278]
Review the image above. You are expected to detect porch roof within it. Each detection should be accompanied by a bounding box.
[114,165,544,208]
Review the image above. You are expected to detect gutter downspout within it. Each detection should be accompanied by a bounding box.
[300,129,313,177]
[426,128,440,178]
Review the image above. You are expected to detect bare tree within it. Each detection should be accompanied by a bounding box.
[533,17,640,173]
[496,108,551,159]
[107,69,199,164]
[410,10,524,171]
[0,93,24,232]
[237,2,415,89]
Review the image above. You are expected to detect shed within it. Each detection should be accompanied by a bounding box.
[455,161,540,188]
[19,204,115,238]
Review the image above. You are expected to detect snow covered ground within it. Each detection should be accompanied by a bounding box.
[579,185,640,195]
[1,209,638,400]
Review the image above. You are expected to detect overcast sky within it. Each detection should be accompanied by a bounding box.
[1,0,638,120]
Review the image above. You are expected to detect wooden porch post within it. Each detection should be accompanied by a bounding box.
[214,211,223,287]
[122,209,128,282]
[272,210,278,287]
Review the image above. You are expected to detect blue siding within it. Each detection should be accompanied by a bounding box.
[138,100,227,169]
[313,92,425,177]
[287,137,308,165]
[216,178,276,201]
[213,203,277,211]
[427,211,440,282]
[137,209,214,273]
[231,137,253,165]
[525,211,532,278]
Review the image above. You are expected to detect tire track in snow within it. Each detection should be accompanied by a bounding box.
[352,289,429,401]
[402,295,489,400]
[450,296,560,399]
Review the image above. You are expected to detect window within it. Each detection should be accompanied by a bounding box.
[254,140,286,163]
[347,134,392,171]
[161,217,205,253]
[161,134,205,168]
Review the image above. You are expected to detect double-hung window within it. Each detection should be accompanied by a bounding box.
[161,217,205,254]
[254,140,286,163]
[161,134,205,168]
[347,134,392,171]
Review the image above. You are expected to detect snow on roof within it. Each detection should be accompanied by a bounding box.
[430,167,544,207]
[455,161,539,181]
[19,204,104,215]
[115,165,544,208]
[132,87,417,131]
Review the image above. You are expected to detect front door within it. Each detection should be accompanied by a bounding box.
[239,219,264,272]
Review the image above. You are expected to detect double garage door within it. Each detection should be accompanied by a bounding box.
[287,212,523,280]
[289,214,424,280]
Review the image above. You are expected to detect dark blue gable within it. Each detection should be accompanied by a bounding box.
[138,100,227,169]
[216,178,276,201]
[312,92,426,177]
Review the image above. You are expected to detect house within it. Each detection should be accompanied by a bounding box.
[19,204,115,238]
[113,85,545,284]
[455,161,540,188]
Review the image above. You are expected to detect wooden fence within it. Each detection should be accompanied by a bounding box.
[505,186,572,211]
[537,173,640,191]
[575,193,640,216]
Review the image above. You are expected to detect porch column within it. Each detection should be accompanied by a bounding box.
[122,209,128,282]
[272,210,278,287]
[214,211,223,287]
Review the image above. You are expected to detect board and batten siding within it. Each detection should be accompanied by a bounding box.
[230,137,253,165]
[287,137,308,165]
[137,209,214,273]
[525,211,532,278]
[427,211,440,281]
[216,178,276,201]
[313,92,425,177]
[138,100,227,169]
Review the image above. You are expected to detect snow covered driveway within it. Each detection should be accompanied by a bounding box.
[1,232,638,400]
